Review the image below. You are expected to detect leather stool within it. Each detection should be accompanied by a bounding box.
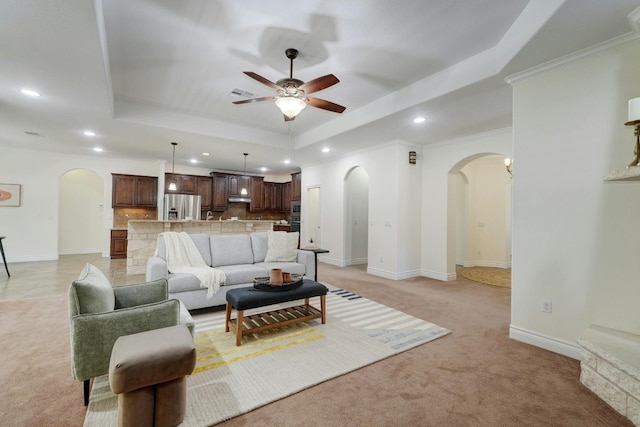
[0,236,9,277]
[109,325,196,427]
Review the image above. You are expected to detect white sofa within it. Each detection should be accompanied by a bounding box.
[146,232,315,310]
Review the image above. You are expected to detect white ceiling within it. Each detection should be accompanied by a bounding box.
[1,0,640,175]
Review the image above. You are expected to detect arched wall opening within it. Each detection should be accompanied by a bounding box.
[58,169,104,255]
[344,166,369,266]
[449,154,512,275]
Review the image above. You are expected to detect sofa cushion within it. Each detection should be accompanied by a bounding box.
[157,233,212,266]
[264,231,299,262]
[255,261,306,276]
[72,263,115,314]
[210,234,254,267]
[250,232,269,263]
[166,273,203,293]
[217,264,268,285]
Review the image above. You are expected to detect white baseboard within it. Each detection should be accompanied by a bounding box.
[346,258,368,266]
[461,260,511,269]
[367,267,421,280]
[4,255,59,263]
[318,256,346,268]
[58,248,102,255]
[509,325,582,360]
[421,269,457,281]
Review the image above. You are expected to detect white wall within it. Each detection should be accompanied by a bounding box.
[421,129,512,280]
[301,140,422,279]
[509,39,640,356]
[0,147,206,260]
[59,169,104,254]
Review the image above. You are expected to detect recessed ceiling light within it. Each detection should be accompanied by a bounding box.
[202,152,210,156]
[190,159,198,164]
[260,166,267,172]
[284,159,291,164]
[413,116,426,124]
[93,147,103,152]
[84,130,96,137]
[322,147,330,153]
[20,88,40,97]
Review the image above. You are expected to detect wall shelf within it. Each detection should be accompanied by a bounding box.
[604,166,640,181]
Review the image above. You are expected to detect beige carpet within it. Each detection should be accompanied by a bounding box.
[460,266,511,288]
[83,285,449,426]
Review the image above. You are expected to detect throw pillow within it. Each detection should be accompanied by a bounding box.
[264,231,299,262]
[72,263,115,314]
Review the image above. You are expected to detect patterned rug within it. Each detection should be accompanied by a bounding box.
[83,285,450,426]
[460,267,511,288]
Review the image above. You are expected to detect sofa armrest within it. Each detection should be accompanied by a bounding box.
[146,256,169,282]
[113,278,168,309]
[69,299,180,381]
[296,250,315,280]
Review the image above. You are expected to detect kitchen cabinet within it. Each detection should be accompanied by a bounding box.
[112,174,158,208]
[211,173,228,211]
[110,229,128,259]
[282,182,291,212]
[262,182,289,212]
[165,173,197,194]
[249,176,264,212]
[291,172,301,202]
[228,174,250,199]
[197,176,212,211]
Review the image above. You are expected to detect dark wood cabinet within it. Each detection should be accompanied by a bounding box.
[282,182,291,212]
[228,174,250,199]
[211,173,228,211]
[262,181,289,212]
[165,173,197,194]
[197,176,212,211]
[249,176,264,212]
[291,172,301,202]
[112,174,158,208]
[110,229,128,259]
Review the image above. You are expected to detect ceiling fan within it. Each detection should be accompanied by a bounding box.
[233,48,346,121]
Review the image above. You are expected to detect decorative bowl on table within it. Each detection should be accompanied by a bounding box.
[253,273,303,291]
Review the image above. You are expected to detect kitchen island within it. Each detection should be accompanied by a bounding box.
[126,220,276,274]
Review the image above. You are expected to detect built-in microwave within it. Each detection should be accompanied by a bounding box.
[291,201,301,214]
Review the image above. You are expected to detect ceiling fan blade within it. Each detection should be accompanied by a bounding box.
[232,96,274,105]
[299,74,339,94]
[243,72,280,90]
[307,97,346,114]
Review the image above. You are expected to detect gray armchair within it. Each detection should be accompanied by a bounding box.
[68,263,194,405]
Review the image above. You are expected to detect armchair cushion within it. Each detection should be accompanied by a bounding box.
[71,263,115,314]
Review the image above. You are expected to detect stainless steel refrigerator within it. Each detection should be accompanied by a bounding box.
[163,194,201,220]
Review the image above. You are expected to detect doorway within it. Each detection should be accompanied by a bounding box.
[345,166,369,266]
[451,155,511,272]
[58,169,104,255]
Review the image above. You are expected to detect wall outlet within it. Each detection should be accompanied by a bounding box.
[542,300,552,313]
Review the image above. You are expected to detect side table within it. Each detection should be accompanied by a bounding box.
[301,248,329,282]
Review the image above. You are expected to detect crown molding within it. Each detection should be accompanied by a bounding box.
[505,32,640,85]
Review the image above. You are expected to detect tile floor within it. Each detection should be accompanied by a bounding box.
[0,254,145,300]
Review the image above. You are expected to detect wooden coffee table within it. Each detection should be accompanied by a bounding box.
[225,280,327,346]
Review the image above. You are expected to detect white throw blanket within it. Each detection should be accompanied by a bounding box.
[158,232,226,297]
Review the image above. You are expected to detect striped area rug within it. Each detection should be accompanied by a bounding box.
[84,286,450,426]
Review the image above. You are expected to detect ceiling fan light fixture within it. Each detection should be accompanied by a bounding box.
[275,95,307,118]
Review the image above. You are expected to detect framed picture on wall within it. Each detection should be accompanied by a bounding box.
[0,183,21,207]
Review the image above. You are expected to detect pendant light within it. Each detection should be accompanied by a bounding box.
[168,142,178,191]
[240,153,248,196]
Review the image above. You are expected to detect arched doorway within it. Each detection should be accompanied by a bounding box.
[58,169,104,255]
[450,154,511,273]
[344,166,369,267]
